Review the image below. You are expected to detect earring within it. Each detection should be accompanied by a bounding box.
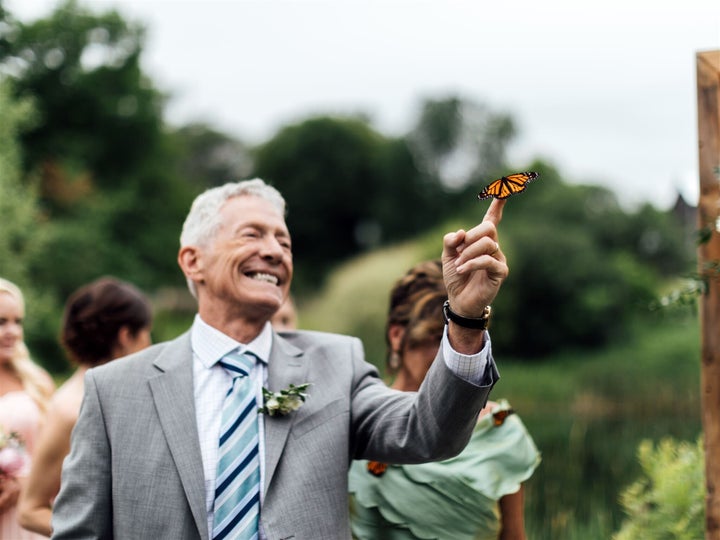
[388,351,401,371]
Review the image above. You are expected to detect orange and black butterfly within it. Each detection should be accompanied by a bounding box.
[477,171,539,200]
[367,460,388,477]
[492,408,515,427]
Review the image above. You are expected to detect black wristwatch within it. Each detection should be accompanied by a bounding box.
[442,300,492,330]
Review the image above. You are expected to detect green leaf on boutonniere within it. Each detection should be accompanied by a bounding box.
[258,383,311,416]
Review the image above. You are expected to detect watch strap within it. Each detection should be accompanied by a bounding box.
[442,300,491,330]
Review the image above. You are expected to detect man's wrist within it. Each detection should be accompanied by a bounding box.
[445,324,486,355]
[442,325,489,365]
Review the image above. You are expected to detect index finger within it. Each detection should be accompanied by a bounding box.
[482,198,507,226]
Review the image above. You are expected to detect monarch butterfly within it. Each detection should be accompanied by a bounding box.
[477,171,539,200]
[492,408,515,426]
[367,460,388,477]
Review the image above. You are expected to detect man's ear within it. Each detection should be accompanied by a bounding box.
[178,246,203,283]
[387,324,405,354]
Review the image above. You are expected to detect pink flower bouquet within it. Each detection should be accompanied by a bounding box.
[0,427,28,478]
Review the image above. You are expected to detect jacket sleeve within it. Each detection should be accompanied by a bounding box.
[350,337,497,463]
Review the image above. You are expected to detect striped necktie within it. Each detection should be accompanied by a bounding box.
[212,350,260,540]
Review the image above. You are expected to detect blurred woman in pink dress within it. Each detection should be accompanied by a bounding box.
[0,278,54,540]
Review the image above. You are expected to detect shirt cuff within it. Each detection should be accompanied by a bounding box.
[441,325,495,386]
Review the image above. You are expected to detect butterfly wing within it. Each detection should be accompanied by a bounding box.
[477,178,507,200]
[478,171,539,200]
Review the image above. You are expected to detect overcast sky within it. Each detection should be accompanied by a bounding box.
[8,0,720,208]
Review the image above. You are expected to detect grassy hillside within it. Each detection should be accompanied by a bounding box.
[299,223,456,368]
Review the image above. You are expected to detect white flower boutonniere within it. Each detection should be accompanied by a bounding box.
[259,383,311,416]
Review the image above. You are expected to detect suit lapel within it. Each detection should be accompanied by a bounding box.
[263,334,307,493]
[148,333,209,540]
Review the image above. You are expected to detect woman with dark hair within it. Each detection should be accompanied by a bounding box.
[18,277,152,536]
[349,260,541,540]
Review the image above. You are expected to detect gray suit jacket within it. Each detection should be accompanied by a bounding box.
[51,329,498,540]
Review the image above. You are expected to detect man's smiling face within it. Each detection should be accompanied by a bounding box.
[196,194,293,321]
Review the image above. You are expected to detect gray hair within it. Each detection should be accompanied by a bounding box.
[179,178,287,298]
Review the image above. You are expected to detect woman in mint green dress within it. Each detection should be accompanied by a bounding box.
[349,260,540,540]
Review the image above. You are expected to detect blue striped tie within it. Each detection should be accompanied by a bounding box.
[212,350,260,540]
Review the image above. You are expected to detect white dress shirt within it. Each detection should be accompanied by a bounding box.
[190,314,492,538]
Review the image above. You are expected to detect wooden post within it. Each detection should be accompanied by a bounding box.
[697,48,720,540]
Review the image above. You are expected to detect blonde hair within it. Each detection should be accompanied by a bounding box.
[0,278,52,412]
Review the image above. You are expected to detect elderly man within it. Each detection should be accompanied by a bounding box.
[51,178,508,540]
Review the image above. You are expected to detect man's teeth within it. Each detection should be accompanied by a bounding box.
[251,273,279,285]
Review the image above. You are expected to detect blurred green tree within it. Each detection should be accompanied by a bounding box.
[252,115,450,291]
[0,80,65,370]
[0,0,160,196]
[408,95,516,191]
[170,122,253,189]
[0,0,194,299]
[0,80,40,282]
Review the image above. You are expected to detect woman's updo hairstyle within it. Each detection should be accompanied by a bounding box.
[386,259,447,356]
[61,277,152,367]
